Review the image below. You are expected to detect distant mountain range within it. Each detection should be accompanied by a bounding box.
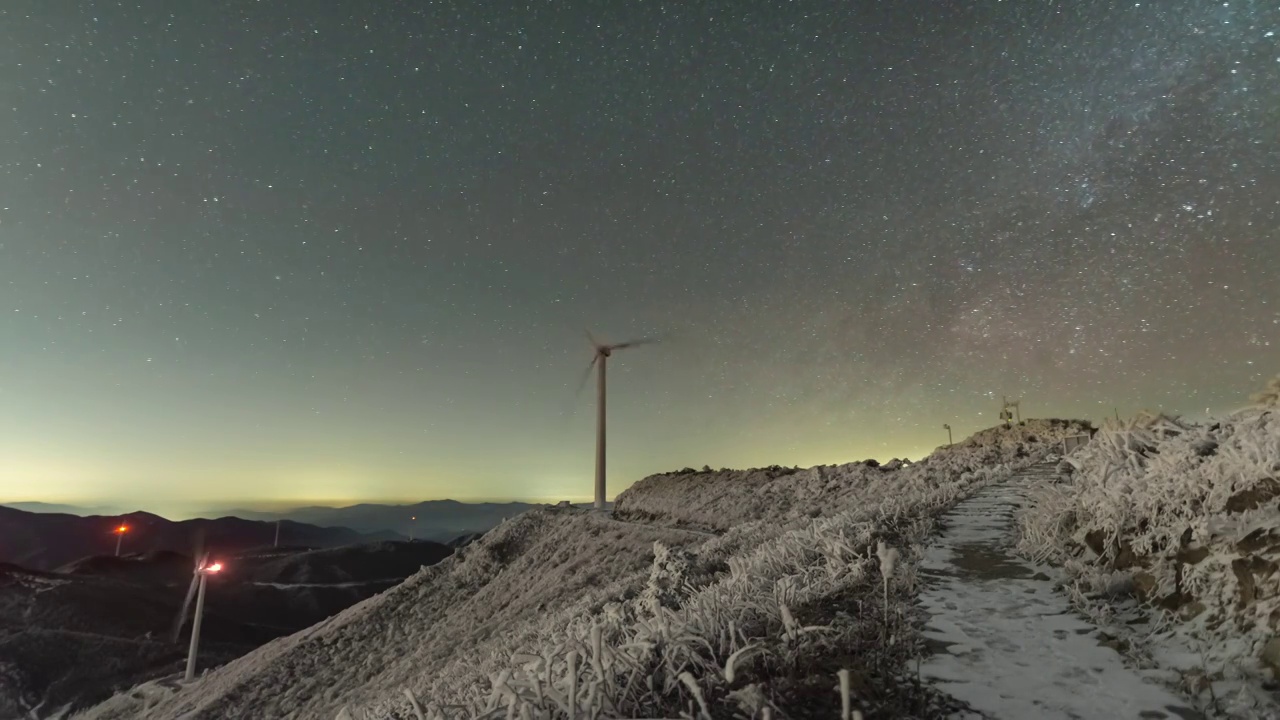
[2,501,131,516]
[0,506,402,572]
[0,540,454,717]
[0,500,599,563]
[199,500,545,542]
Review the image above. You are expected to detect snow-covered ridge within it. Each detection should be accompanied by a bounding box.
[615,419,1093,533]
[1017,382,1280,715]
[76,420,1090,720]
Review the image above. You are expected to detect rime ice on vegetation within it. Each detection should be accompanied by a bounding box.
[1018,380,1280,716]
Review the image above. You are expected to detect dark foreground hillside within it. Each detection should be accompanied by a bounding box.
[0,540,452,718]
[208,500,539,543]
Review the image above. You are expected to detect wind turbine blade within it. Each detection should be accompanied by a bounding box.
[171,547,208,643]
[586,329,602,349]
[190,527,206,570]
[170,571,200,643]
[558,354,598,430]
[574,354,598,401]
[611,336,659,350]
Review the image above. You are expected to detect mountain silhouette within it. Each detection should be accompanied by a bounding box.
[0,506,400,572]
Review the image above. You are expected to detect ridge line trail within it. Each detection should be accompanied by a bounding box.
[919,461,1203,720]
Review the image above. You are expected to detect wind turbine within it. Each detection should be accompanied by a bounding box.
[579,331,657,511]
[184,559,223,682]
[113,523,129,557]
[170,529,207,644]
[999,396,1022,427]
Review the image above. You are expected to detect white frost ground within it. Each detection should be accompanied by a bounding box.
[920,462,1202,720]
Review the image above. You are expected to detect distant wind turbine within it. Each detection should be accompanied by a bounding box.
[577,331,658,511]
[170,529,207,644]
[1000,395,1022,426]
[113,523,129,557]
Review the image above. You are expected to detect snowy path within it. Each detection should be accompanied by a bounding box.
[918,462,1202,720]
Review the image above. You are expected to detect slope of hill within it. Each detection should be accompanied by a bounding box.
[56,550,193,584]
[0,508,398,571]
[0,541,453,718]
[77,420,1092,720]
[233,541,455,585]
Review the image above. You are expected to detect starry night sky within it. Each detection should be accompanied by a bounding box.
[2,1,1278,514]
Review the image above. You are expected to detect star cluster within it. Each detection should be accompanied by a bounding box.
[1,1,1277,513]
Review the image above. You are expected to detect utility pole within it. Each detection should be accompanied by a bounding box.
[273,519,281,548]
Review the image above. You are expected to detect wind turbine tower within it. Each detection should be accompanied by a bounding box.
[583,331,656,511]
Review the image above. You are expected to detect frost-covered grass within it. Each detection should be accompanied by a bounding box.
[614,419,1089,535]
[76,420,1090,720]
[1016,379,1280,717]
